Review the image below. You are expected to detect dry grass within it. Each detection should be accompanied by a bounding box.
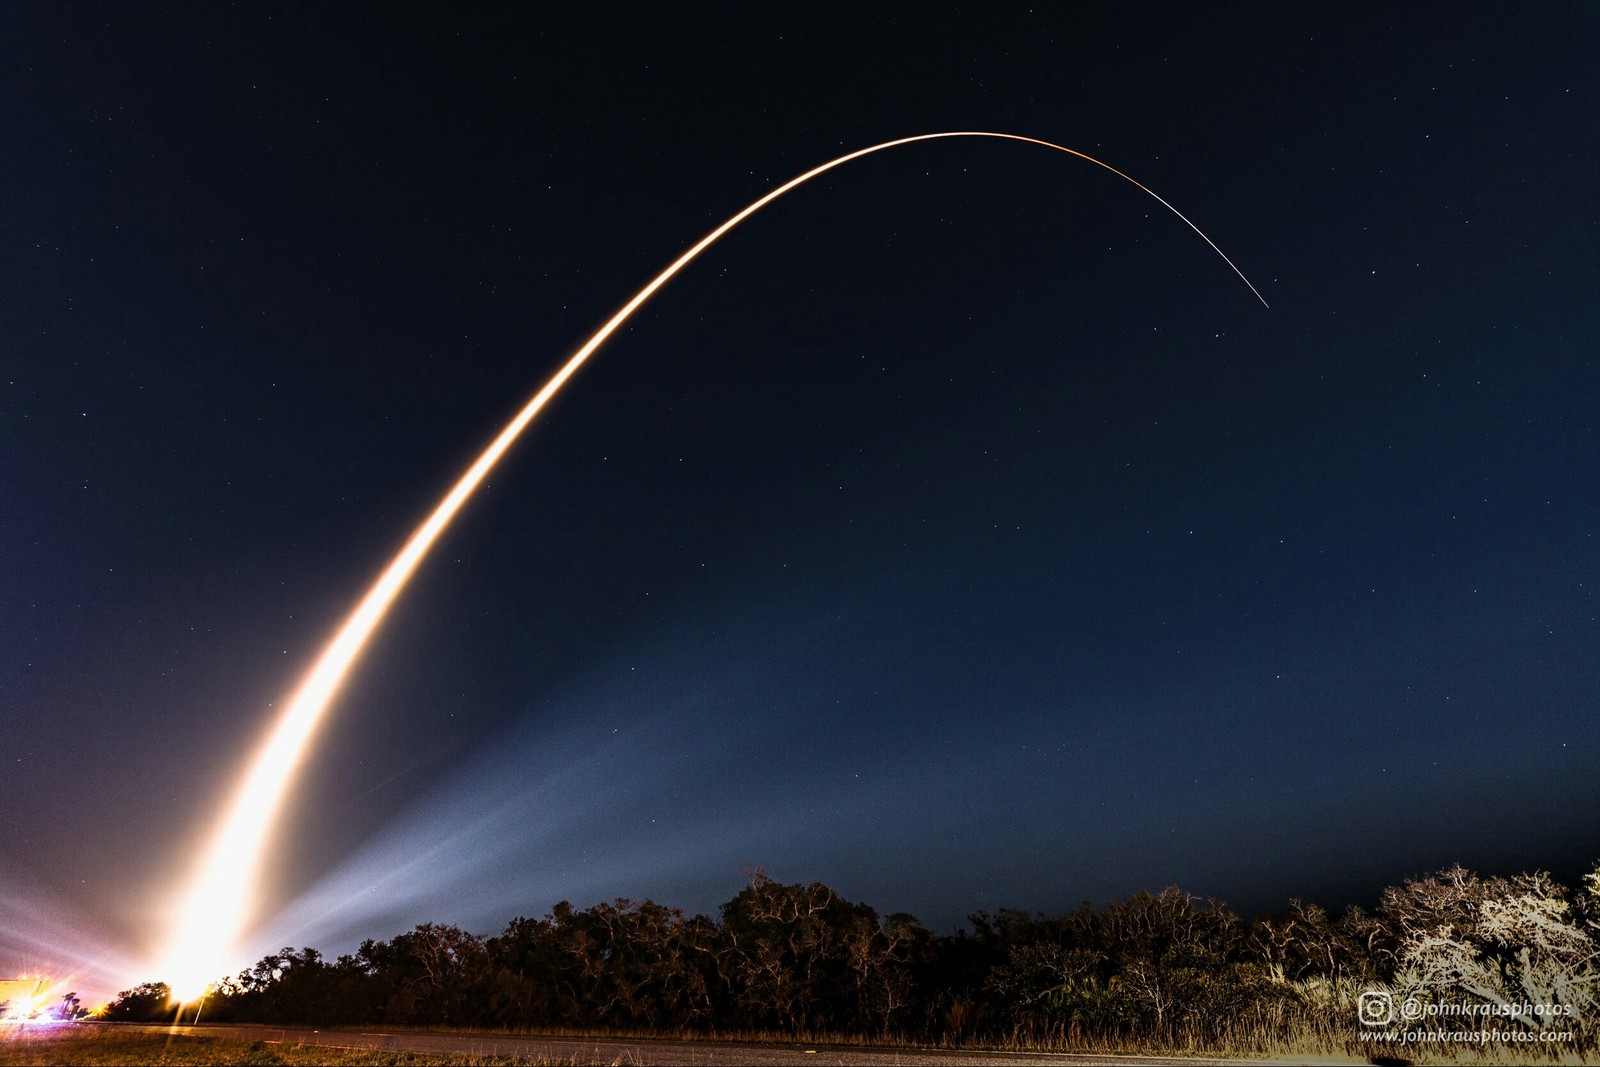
[5,1019,1588,1066]
[0,1025,578,1067]
[225,1021,1588,1066]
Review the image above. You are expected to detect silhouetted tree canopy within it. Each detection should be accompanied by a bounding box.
[113,861,1599,1055]
[103,981,172,1022]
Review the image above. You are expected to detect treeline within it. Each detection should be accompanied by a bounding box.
[111,864,1600,1054]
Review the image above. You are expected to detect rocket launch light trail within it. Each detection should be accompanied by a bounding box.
[155,132,1268,1002]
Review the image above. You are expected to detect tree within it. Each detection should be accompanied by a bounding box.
[375,923,490,1025]
[1252,899,1385,981]
[1391,865,1599,1036]
[104,982,173,1021]
[718,869,906,1033]
[52,991,88,1021]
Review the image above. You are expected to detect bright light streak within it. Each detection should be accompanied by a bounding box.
[156,131,1268,1002]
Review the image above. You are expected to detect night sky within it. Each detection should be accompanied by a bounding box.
[4,4,1597,1003]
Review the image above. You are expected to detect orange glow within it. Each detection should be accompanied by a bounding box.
[155,131,1267,1001]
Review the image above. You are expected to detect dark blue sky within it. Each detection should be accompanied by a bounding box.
[3,4,1596,1000]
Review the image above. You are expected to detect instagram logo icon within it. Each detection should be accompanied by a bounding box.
[1359,991,1394,1026]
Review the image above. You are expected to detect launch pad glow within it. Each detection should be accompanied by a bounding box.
[156,132,1267,1002]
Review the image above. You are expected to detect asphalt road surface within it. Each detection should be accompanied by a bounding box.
[134,1023,1286,1065]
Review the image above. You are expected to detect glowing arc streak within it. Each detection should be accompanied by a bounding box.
[158,131,1268,1001]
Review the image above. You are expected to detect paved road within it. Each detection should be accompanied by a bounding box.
[135,1022,1274,1065]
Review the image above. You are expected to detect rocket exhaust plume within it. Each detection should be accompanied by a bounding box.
[156,132,1268,1001]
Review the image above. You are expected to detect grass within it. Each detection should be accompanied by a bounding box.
[4,1019,1590,1065]
[0,1026,579,1067]
[333,1019,1594,1066]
